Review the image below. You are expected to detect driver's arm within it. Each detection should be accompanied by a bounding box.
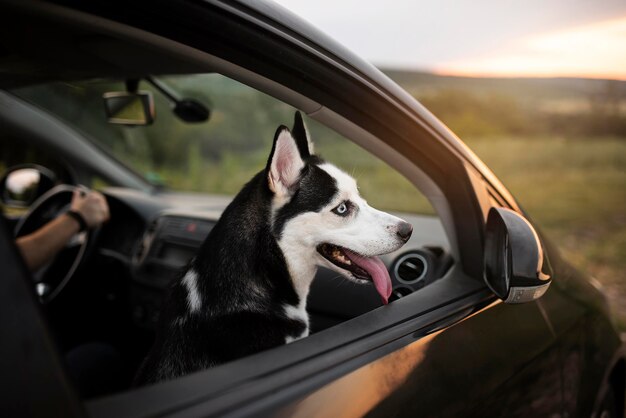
[16,190,110,272]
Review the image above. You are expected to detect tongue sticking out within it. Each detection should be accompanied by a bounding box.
[344,250,393,305]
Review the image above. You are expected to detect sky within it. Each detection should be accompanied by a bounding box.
[272,0,626,80]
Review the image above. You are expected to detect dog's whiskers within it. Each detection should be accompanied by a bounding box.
[328,274,345,282]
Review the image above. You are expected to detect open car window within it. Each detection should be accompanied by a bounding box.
[9,72,459,391]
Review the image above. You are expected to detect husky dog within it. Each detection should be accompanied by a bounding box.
[135,112,412,384]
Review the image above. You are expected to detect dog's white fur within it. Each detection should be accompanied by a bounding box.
[283,303,310,343]
[182,269,202,312]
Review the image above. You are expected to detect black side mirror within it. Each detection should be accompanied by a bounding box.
[484,207,551,303]
[0,165,57,209]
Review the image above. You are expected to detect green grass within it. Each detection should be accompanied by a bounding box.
[465,136,626,325]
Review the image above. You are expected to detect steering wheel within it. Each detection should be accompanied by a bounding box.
[14,185,99,303]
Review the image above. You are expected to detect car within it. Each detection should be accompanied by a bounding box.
[0,0,624,417]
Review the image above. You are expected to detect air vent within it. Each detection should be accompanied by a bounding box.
[394,253,428,285]
[162,217,186,233]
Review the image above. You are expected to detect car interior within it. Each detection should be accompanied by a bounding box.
[0,1,464,400]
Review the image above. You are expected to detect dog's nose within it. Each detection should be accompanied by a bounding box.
[396,222,413,242]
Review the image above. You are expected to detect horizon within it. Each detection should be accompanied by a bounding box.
[273,0,626,82]
[377,66,626,83]
[433,16,626,81]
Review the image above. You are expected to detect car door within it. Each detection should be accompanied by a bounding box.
[82,273,562,418]
[0,216,563,418]
[276,299,562,418]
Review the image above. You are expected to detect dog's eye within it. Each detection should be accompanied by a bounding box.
[332,201,350,216]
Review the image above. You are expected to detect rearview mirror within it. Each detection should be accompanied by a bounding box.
[103,91,155,125]
[0,165,56,208]
[484,207,551,304]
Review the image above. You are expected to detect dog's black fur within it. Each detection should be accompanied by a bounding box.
[134,113,338,385]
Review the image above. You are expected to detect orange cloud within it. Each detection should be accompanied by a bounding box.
[435,16,626,80]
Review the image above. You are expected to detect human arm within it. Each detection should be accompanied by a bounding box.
[16,189,110,271]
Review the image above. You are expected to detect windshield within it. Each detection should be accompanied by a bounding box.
[12,73,435,214]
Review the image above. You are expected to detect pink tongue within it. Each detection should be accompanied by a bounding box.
[344,250,393,305]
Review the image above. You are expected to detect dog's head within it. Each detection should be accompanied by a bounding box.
[267,112,412,304]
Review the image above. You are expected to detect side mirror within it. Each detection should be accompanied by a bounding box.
[484,207,551,304]
[0,165,57,208]
[103,91,155,125]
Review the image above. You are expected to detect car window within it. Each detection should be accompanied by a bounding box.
[12,75,434,215]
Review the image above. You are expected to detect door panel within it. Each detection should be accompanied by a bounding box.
[538,269,619,417]
[279,300,563,417]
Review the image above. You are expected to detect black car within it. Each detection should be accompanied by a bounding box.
[0,0,624,417]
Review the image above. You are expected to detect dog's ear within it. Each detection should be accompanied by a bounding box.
[291,111,313,159]
[267,126,305,196]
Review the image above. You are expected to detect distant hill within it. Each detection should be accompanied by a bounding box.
[379,68,626,138]
[381,68,626,105]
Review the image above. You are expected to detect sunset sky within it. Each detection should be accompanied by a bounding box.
[273,0,626,80]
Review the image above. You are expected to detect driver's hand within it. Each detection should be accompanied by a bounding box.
[70,189,110,228]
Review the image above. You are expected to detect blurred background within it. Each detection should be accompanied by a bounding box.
[274,0,626,326]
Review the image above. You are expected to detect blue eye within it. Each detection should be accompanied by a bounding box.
[332,201,350,216]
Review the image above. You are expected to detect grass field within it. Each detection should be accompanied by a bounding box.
[465,136,626,326]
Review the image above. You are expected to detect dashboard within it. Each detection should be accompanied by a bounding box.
[98,188,454,333]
